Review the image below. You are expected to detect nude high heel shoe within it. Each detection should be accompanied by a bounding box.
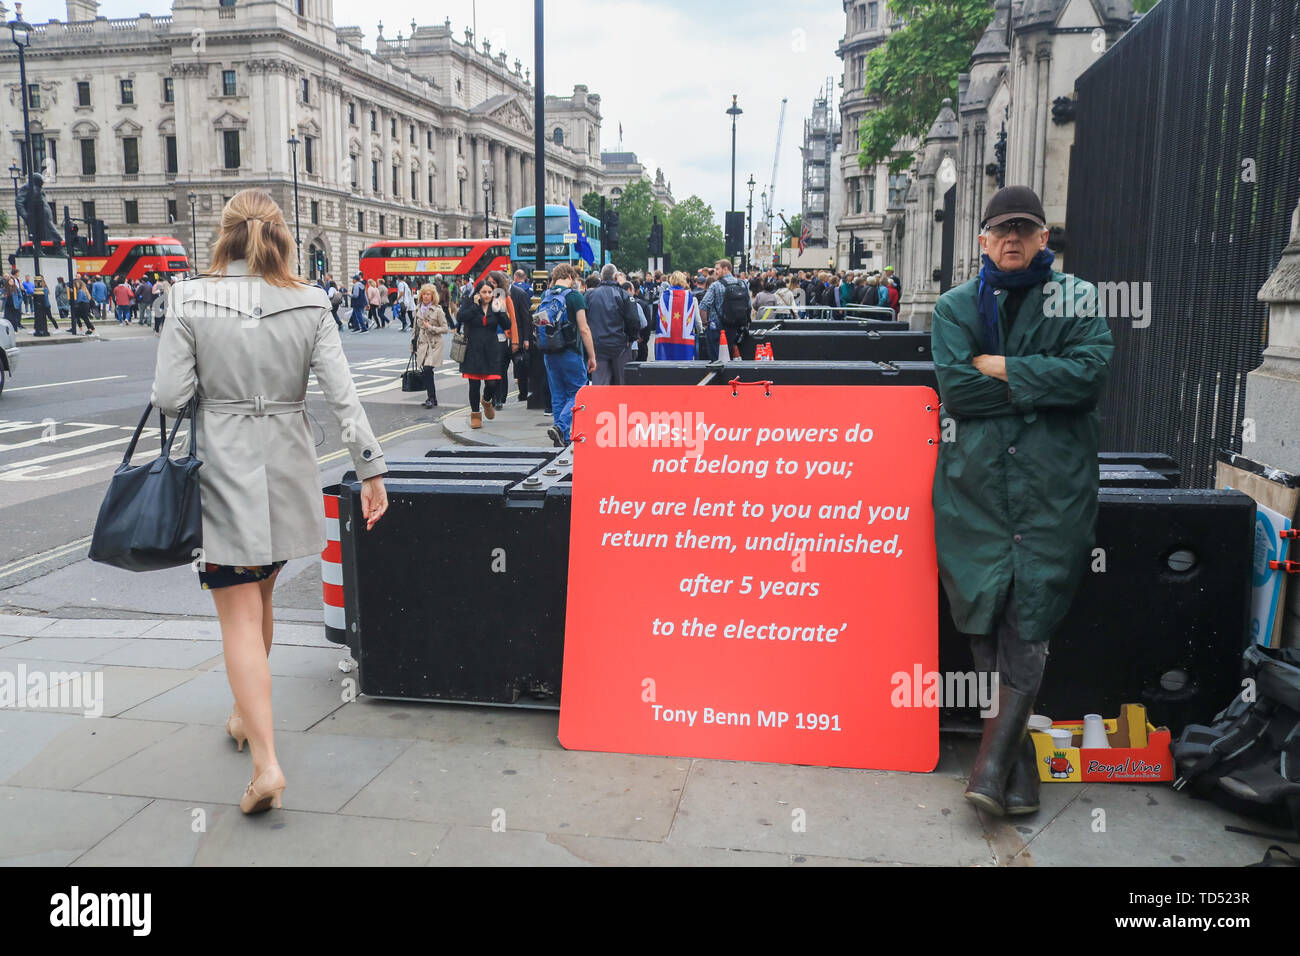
[226,713,247,752]
[240,765,286,814]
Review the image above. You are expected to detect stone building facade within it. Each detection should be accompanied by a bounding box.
[598,151,675,210]
[0,0,609,280]
[896,0,1135,328]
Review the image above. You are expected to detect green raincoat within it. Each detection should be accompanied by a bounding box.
[931,270,1114,642]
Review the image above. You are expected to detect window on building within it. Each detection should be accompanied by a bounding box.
[426,130,433,149]
[392,165,399,196]
[427,174,433,202]
[866,174,876,212]
[77,80,92,106]
[27,84,40,110]
[434,223,439,239]
[552,127,563,145]
[417,221,422,239]
[296,0,304,15]
[457,136,462,156]
[370,110,377,132]
[458,179,465,206]
[348,102,356,125]
[390,117,396,137]
[80,139,96,175]
[122,137,139,175]
[350,155,358,188]
[398,217,404,238]
[31,133,46,172]
[48,140,57,173]
[167,198,178,222]
[371,160,379,192]
[304,136,314,174]
[124,200,138,224]
[378,214,385,235]
[852,178,862,215]
[218,0,236,6]
[411,170,418,200]
[357,210,364,232]
[165,135,178,174]
[222,70,236,97]
[409,124,415,145]
[888,173,907,208]
[853,55,864,89]
[461,224,467,238]
[163,77,174,103]
[82,200,95,223]
[223,129,241,169]
[868,2,878,28]
[301,78,310,103]
[120,79,134,104]
[310,200,319,224]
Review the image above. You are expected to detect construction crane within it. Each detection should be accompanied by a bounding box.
[762,98,788,231]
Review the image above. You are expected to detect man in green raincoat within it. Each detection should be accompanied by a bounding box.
[931,185,1114,818]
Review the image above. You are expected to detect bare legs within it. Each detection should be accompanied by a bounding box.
[212,568,282,780]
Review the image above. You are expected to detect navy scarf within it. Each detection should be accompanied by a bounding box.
[976,248,1055,354]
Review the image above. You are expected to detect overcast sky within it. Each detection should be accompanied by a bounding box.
[43,0,846,232]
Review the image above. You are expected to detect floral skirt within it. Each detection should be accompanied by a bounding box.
[198,561,287,591]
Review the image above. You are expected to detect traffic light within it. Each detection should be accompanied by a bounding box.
[314,249,325,276]
[92,219,109,256]
[724,211,745,258]
[604,209,620,250]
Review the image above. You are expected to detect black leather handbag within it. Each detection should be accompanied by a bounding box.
[400,350,423,392]
[88,399,204,572]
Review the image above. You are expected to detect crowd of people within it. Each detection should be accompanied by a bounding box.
[3,269,176,336]
[292,260,905,450]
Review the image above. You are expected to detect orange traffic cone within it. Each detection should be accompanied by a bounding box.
[718,328,729,362]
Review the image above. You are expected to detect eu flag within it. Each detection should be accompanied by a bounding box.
[569,199,596,266]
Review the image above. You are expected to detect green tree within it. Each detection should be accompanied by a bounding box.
[664,196,724,274]
[0,209,8,238]
[579,190,604,220]
[856,0,994,172]
[783,213,803,248]
[609,179,665,272]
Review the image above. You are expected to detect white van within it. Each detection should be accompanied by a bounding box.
[0,316,19,396]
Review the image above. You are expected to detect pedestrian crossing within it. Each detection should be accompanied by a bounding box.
[308,357,465,398]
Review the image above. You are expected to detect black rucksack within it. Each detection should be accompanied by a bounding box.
[720,278,750,328]
[1172,644,1300,838]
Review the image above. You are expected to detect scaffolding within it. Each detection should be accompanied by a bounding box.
[799,77,839,249]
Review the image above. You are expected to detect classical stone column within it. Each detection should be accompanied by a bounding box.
[1245,198,1300,646]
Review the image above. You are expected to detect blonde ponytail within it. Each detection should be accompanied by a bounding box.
[209,188,304,289]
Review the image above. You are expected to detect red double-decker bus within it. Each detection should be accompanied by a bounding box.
[358,240,511,285]
[18,236,190,282]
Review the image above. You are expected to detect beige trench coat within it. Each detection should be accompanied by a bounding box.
[412,302,449,368]
[150,259,387,566]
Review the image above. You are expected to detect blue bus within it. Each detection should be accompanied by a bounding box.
[510,204,606,270]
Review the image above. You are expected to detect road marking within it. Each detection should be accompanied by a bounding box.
[0,534,93,580]
[6,374,128,392]
[0,423,117,452]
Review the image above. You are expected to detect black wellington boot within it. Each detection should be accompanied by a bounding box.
[1003,735,1041,815]
[964,683,1034,816]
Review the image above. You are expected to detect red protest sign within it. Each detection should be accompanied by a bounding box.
[558,384,940,771]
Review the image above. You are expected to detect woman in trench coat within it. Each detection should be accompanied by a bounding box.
[151,188,389,815]
[411,283,448,408]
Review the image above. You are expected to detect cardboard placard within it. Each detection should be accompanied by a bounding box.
[558,384,940,771]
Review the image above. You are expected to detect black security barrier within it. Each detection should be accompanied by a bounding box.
[329,457,1252,731]
[332,448,572,706]
[1097,465,1174,489]
[746,329,933,362]
[940,489,1254,731]
[1098,452,1181,488]
[749,317,906,332]
[624,359,939,392]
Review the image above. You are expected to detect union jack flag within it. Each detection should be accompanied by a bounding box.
[797,223,810,253]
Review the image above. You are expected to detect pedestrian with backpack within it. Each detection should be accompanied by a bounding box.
[700,259,755,360]
[535,263,596,447]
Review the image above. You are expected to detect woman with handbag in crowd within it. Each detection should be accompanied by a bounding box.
[366,278,384,328]
[150,188,389,815]
[411,283,448,408]
[455,275,514,429]
[4,276,24,331]
[71,278,96,335]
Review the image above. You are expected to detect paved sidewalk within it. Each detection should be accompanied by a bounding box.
[0,609,1281,866]
[13,319,156,347]
[441,393,561,448]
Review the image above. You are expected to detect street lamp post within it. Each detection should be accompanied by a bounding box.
[10,9,38,276]
[745,173,756,273]
[286,130,302,275]
[481,159,492,238]
[728,94,748,218]
[187,190,198,272]
[8,162,21,250]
